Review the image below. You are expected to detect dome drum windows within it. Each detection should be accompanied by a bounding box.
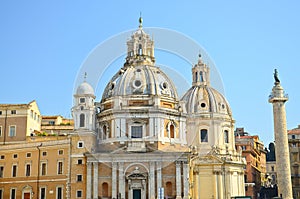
[129,120,146,139]
[100,124,110,139]
[224,130,229,144]
[166,121,177,139]
[200,129,208,142]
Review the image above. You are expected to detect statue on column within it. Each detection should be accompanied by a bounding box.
[274,69,280,84]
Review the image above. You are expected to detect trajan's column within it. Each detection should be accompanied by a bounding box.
[269,69,293,199]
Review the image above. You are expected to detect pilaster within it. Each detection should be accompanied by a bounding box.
[182,161,189,199]
[93,162,98,199]
[86,162,92,199]
[118,162,125,199]
[176,161,182,199]
[112,162,117,199]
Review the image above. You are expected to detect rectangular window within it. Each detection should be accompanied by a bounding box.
[25,164,31,176]
[10,188,16,199]
[58,162,63,174]
[77,174,82,182]
[42,151,47,156]
[57,187,63,199]
[200,129,208,142]
[224,130,229,143]
[131,126,142,138]
[77,190,82,198]
[9,126,16,137]
[11,110,16,114]
[58,150,63,155]
[49,121,55,125]
[77,141,84,148]
[0,189,3,199]
[41,163,47,176]
[30,110,33,118]
[40,187,46,199]
[0,111,2,115]
[26,153,31,158]
[13,154,17,158]
[0,166,4,178]
[12,165,17,177]
[79,98,85,103]
[0,155,4,160]
[0,126,2,137]
[77,159,83,165]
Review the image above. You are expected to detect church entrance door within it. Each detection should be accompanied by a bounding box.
[23,193,30,199]
[133,189,141,199]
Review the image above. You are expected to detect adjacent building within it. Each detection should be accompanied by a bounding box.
[235,128,267,199]
[41,115,74,135]
[0,100,41,143]
[288,125,300,198]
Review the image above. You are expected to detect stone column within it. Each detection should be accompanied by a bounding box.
[156,162,162,199]
[93,162,98,199]
[86,162,92,199]
[182,161,189,199]
[176,161,181,199]
[269,79,293,199]
[118,162,125,199]
[112,162,117,199]
[149,162,155,199]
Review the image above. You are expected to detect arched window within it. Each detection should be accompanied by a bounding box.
[224,130,229,143]
[138,44,142,55]
[102,182,108,197]
[195,72,198,82]
[166,181,172,197]
[170,124,175,138]
[79,114,85,127]
[200,71,204,82]
[103,125,107,139]
[200,129,208,142]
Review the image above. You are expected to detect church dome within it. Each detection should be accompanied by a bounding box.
[181,56,232,116]
[102,65,178,100]
[76,81,94,95]
[101,18,178,101]
[182,86,231,115]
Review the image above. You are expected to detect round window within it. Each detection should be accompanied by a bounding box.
[110,82,115,90]
[221,104,225,109]
[162,82,168,89]
[133,79,142,88]
[136,68,141,72]
[201,103,206,108]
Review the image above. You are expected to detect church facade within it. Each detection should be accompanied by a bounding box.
[72,18,245,199]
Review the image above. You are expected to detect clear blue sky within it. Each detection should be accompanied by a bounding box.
[1,1,300,145]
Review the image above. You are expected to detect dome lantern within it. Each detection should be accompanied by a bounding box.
[124,17,155,67]
[192,54,210,86]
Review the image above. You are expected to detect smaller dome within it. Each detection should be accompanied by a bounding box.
[181,86,232,116]
[76,82,94,95]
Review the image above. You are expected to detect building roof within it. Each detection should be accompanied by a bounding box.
[0,100,37,109]
[288,127,300,134]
